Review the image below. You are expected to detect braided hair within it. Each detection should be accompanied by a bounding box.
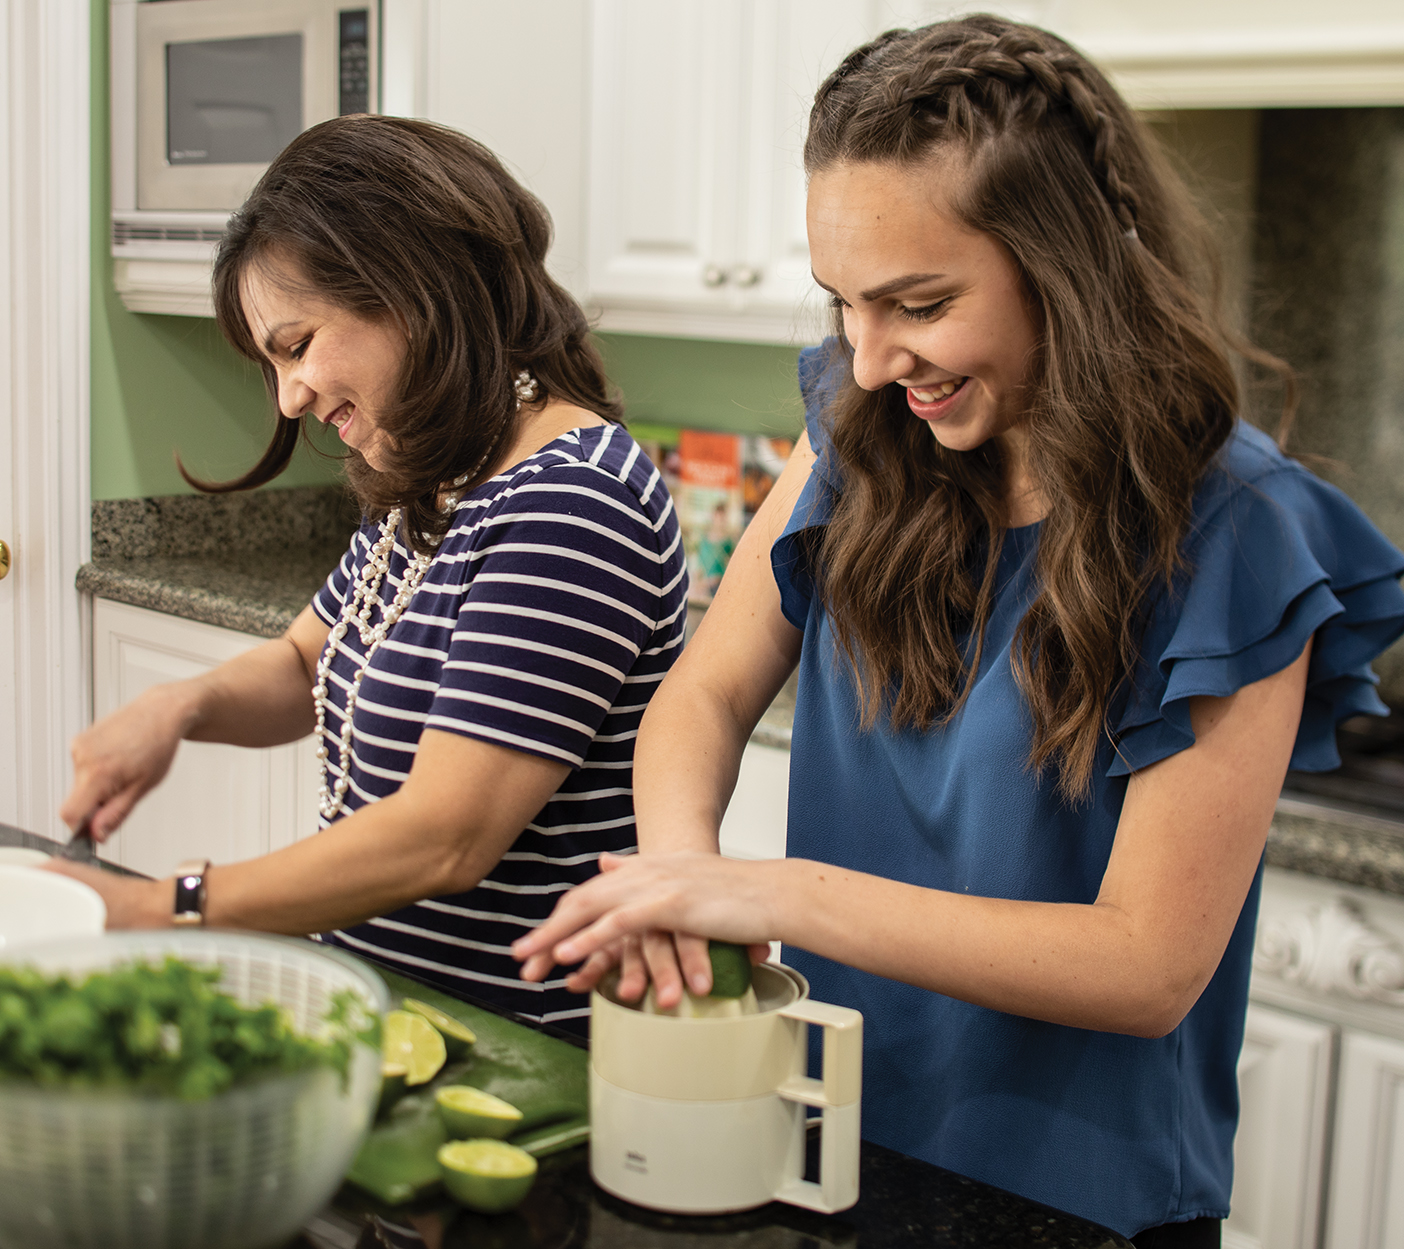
[801,16,1283,800]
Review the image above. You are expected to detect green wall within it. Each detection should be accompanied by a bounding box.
[88,0,803,500]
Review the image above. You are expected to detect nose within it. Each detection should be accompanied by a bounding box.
[276,366,315,421]
[845,310,918,392]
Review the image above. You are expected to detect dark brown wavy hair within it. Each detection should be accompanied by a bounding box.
[194,114,622,553]
[804,15,1292,800]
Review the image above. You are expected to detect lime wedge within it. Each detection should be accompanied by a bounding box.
[436,1084,524,1140]
[438,1139,538,1213]
[382,1009,447,1085]
[403,997,477,1059]
[708,941,753,998]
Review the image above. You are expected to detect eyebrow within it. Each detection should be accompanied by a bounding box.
[811,272,948,301]
[260,322,301,356]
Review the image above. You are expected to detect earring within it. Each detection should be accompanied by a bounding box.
[513,369,539,406]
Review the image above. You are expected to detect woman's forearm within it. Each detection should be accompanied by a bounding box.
[180,609,327,747]
[633,648,759,855]
[112,728,571,934]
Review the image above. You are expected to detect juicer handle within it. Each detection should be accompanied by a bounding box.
[774,999,863,1214]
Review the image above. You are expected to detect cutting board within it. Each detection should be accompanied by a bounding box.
[346,969,590,1205]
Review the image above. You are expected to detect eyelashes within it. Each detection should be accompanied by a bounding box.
[898,299,950,322]
[826,294,951,322]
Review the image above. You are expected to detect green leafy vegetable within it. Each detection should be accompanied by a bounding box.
[0,957,379,1099]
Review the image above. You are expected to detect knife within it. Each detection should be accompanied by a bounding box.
[57,817,98,863]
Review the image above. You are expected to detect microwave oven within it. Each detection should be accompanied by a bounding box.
[110,0,381,314]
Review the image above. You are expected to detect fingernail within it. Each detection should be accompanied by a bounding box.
[556,942,578,961]
[691,973,710,993]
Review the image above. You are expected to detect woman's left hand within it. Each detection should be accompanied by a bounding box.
[514,852,783,986]
[43,860,169,929]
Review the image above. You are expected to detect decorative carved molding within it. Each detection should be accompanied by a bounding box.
[1255,898,1404,1007]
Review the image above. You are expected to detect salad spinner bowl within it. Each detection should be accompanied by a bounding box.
[0,931,388,1249]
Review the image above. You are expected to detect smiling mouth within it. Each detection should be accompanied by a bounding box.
[324,403,355,437]
[906,378,968,419]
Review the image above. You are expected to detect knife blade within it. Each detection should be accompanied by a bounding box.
[57,818,98,863]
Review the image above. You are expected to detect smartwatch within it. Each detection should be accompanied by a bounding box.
[172,859,210,926]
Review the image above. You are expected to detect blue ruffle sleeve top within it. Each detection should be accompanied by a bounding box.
[772,343,1404,1238]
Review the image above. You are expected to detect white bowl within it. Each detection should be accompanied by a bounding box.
[0,865,106,951]
[0,847,53,868]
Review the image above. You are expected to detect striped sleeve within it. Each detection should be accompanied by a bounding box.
[423,461,676,766]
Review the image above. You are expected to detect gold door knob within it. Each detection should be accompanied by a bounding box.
[0,540,9,581]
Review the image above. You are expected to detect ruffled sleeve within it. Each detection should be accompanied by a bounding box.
[771,341,846,630]
[1109,422,1404,777]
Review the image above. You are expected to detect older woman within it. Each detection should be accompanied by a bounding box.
[54,116,686,1035]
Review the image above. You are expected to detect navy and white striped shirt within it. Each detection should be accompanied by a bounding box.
[311,425,687,1032]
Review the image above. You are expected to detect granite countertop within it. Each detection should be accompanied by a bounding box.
[77,487,358,638]
[77,490,1404,898]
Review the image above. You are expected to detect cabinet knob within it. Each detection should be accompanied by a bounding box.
[702,264,728,288]
[730,265,763,288]
[0,540,9,581]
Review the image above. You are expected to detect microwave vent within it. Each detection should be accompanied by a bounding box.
[112,220,227,246]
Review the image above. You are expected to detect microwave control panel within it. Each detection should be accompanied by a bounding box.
[339,9,371,115]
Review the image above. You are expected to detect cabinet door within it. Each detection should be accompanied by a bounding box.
[587,0,746,312]
[1227,1003,1335,1249]
[92,599,318,878]
[739,0,880,332]
[1326,1030,1404,1249]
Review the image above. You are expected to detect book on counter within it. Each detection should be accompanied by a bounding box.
[636,429,793,607]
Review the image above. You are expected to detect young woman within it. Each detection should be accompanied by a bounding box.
[515,16,1404,1239]
[54,116,686,1036]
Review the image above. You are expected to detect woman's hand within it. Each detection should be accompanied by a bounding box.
[60,686,195,841]
[562,930,719,1008]
[514,852,784,991]
[42,860,171,928]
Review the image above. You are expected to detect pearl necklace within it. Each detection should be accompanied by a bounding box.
[312,370,538,821]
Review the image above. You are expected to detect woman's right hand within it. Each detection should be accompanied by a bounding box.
[564,929,717,1007]
[60,684,194,840]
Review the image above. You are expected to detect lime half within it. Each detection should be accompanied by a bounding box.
[403,997,478,1059]
[382,1010,447,1085]
[708,941,753,998]
[436,1084,524,1140]
[438,1139,538,1213]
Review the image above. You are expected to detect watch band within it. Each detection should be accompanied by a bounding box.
[172,859,210,927]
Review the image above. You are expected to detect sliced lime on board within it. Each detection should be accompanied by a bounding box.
[382,1010,447,1086]
[438,1139,538,1213]
[436,1084,524,1140]
[403,997,477,1059]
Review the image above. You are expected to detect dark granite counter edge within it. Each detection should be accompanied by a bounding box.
[1268,793,1404,896]
[79,564,297,639]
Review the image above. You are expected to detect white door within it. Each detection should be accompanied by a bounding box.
[1326,1029,1404,1249]
[1227,1003,1335,1249]
[0,1,91,842]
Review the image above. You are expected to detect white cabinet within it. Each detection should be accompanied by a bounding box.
[1227,1004,1335,1249]
[91,598,319,879]
[584,0,883,343]
[1326,1030,1404,1249]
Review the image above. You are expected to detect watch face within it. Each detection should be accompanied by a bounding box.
[173,862,208,926]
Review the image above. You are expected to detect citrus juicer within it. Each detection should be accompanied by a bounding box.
[589,962,862,1215]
